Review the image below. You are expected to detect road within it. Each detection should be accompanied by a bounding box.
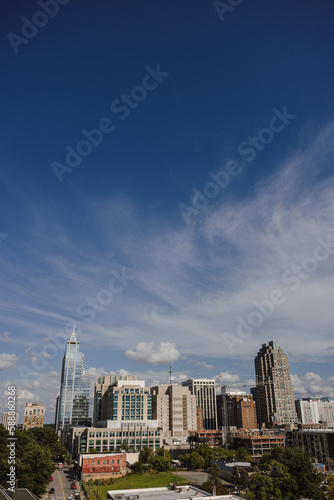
[46,467,79,500]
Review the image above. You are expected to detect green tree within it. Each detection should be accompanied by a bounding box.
[188,452,205,470]
[246,446,326,500]
[208,463,221,482]
[246,473,279,500]
[235,447,252,462]
[139,446,154,464]
[26,426,67,459]
[155,448,171,458]
[195,444,215,468]
[131,461,144,474]
[16,440,55,495]
[0,426,62,495]
[232,466,249,489]
[327,474,334,500]
[152,455,171,471]
[152,449,171,471]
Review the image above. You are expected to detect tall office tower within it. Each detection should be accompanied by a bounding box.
[23,402,45,430]
[56,329,90,432]
[151,384,197,437]
[254,340,297,427]
[182,378,217,430]
[93,375,152,423]
[217,392,257,429]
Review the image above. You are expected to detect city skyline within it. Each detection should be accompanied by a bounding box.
[3,333,334,425]
[1,1,334,424]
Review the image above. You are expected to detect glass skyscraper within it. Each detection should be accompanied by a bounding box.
[56,329,90,432]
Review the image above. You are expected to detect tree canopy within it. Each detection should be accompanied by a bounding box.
[246,446,326,500]
[0,425,67,495]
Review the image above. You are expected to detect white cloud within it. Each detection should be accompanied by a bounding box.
[125,341,181,364]
[1,122,334,396]
[304,372,322,383]
[17,389,35,400]
[292,372,334,399]
[0,354,17,371]
[216,372,241,383]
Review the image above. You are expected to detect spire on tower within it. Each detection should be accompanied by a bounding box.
[69,325,77,343]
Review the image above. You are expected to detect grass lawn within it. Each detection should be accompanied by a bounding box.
[85,471,189,498]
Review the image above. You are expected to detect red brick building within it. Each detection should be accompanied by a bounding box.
[78,453,127,480]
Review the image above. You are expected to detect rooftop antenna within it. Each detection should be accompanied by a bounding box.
[169,366,172,385]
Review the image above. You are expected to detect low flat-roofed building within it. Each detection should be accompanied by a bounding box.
[107,485,243,500]
[78,452,126,480]
[76,420,162,454]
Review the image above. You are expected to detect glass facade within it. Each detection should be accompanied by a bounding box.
[56,329,90,431]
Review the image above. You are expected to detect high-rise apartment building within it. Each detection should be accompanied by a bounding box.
[182,378,217,430]
[1,411,19,430]
[151,384,197,437]
[56,329,90,432]
[23,402,45,429]
[217,392,257,429]
[254,340,297,427]
[93,375,151,424]
[296,398,334,427]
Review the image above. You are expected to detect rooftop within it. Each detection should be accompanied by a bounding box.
[107,486,242,500]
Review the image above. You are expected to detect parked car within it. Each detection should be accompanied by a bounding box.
[50,488,55,494]
[74,492,79,499]
[71,484,77,490]
[49,477,53,481]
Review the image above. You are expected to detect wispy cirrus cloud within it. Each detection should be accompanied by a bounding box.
[0,123,334,392]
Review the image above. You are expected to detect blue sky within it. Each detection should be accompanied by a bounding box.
[1,0,334,423]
